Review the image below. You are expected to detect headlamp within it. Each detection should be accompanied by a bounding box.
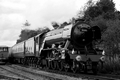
[76,55,82,61]
[100,56,105,61]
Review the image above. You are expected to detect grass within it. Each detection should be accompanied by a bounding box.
[99,55,120,74]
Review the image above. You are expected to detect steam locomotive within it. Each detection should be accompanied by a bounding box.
[9,21,103,74]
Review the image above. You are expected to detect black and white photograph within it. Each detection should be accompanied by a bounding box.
[0,0,120,80]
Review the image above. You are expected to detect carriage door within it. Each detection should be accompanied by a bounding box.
[35,36,39,57]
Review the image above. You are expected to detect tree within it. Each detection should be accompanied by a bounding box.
[51,22,59,29]
[96,0,115,13]
[77,0,120,55]
[23,20,31,26]
[16,27,50,43]
[58,22,70,28]
[16,29,37,43]
[102,20,120,55]
[80,0,115,21]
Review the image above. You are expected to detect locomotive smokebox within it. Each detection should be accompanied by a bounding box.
[71,22,101,49]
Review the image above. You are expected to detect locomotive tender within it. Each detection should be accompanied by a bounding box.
[9,21,103,74]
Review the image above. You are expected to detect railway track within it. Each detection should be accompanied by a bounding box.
[9,64,120,80]
[40,67,120,80]
[8,64,77,80]
[0,74,21,80]
[0,65,62,80]
[0,65,32,80]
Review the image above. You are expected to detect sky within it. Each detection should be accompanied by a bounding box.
[0,0,120,47]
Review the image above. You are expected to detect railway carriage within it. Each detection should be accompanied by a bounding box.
[9,21,103,74]
[9,41,25,63]
[25,37,35,56]
[0,46,9,64]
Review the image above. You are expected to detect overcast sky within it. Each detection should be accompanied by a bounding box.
[0,0,120,47]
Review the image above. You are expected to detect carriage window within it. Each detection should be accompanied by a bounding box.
[3,48,5,51]
[0,48,3,51]
[0,47,8,52]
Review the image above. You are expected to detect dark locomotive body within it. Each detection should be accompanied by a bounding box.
[9,21,103,74]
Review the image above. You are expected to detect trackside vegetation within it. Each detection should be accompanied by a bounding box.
[76,0,120,74]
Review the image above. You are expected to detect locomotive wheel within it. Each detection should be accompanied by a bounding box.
[13,59,16,64]
[72,66,78,73]
[41,59,47,69]
[26,58,29,66]
[59,60,64,71]
[54,60,59,70]
[32,58,34,67]
[18,58,20,64]
[34,58,37,67]
[23,58,25,65]
[37,59,42,68]
[72,61,80,73]
[33,58,36,67]
[51,61,55,70]
[92,63,98,74]
[32,58,34,66]
[72,64,79,73]
[21,58,23,64]
[83,64,88,73]
[30,58,32,66]
[55,61,59,70]
[47,60,51,69]
[30,58,33,67]
[36,59,40,68]
[29,58,32,66]
[19,58,21,64]
[28,58,30,66]
[53,61,56,70]
[23,58,26,65]
[34,58,37,68]
[45,60,49,69]
[65,63,70,72]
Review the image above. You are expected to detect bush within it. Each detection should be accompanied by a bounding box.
[99,55,120,74]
